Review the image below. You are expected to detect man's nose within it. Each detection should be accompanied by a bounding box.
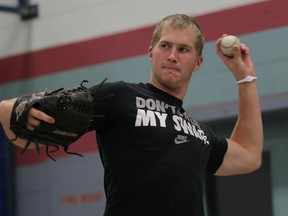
[167,48,177,62]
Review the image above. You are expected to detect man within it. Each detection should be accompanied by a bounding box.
[0,14,263,215]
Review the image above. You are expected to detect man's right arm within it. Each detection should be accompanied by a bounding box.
[0,98,55,149]
[0,98,26,148]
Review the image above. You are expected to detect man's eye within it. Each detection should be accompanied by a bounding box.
[161,44,170,49]
[179,47,189,53]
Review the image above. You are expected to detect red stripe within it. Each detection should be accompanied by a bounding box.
[198,0,287,40]
[1,0,287,84]
[0,27,154,84]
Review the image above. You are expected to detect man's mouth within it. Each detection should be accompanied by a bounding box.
[163,66,180,72]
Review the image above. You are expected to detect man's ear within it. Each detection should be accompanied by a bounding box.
[193,56,203,72]
[148,46,153,61]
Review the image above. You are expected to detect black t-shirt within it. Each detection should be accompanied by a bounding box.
[89,81,228,216]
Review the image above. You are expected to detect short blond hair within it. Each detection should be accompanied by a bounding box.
[151,14,205,56]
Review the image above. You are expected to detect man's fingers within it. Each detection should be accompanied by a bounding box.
[30,108,55,124]
[26,108,55,131]
[27,115,41,129]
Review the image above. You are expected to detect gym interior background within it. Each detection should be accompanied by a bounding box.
[0,0,288,215]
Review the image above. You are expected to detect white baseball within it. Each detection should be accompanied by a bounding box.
[220,35,240,56]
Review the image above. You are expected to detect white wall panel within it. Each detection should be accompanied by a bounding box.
[0,0,263,58]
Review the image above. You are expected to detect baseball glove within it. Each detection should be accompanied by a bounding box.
[10,80,94,161]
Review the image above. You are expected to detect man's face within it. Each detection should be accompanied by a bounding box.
[148,26,203,97]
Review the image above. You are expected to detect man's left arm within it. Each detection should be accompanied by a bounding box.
[214,35,264,176]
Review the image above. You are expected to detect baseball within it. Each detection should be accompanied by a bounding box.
[220,35,240,56]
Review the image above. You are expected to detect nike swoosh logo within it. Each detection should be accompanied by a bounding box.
[174,138,190,144]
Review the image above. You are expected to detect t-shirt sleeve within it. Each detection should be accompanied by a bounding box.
[89,81,122,130]
[206,134,228,174]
